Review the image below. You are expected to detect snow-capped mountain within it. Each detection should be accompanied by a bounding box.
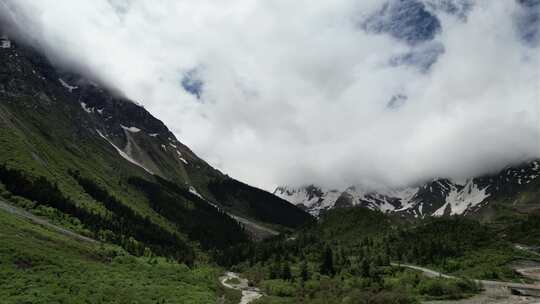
[275,161,540,217]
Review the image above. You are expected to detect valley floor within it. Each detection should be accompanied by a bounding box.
[220,272,263,304]
[424,286,540,304]
[395,263,540,290]
[394,264,540,303]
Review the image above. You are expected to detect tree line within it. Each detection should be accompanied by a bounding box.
[0,164,195,265]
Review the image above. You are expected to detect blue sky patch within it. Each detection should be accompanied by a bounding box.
[181,69,204,99]
[363,0,442,46]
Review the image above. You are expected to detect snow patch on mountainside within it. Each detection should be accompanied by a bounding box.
[96,129,154,175]
[80,102,93,113]
[59,78,78,92]
[174,150,188,164]
[274,187,342,217]
[318,190,342,210]
[189,186,204,199]
[392,187,421,211]
[0,35,11,49]
[274,187,316,206]
[120,125,141,133]
[432,180,489,216]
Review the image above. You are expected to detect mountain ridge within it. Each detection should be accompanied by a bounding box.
[275,160,540,218]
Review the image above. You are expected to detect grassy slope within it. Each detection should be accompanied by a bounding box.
[0,99,170,227]
[0,208,241,304]
[0,98,195,254]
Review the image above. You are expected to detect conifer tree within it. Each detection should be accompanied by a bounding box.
[282,262,292,281]
[301,260,309,282]
[320,246,335,276]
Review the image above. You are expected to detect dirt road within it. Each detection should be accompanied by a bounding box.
[0,199,96,243]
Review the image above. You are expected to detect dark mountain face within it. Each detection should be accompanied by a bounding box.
[0,30,312,256]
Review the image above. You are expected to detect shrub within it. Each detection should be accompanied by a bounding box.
[262,280,296,297]
[417,278,478,300]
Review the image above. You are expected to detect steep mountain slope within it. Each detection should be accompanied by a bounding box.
[275,160,540,217]
[0,31,311,263]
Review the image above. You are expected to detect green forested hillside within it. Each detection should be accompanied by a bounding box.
[226,207,540,303]
[0,207,240,304]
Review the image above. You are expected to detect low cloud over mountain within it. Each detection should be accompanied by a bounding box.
[2,0,538,190]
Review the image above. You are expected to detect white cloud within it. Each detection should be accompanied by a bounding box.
[1,0,538,191]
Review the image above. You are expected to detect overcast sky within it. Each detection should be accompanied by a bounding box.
[1,0,539,191]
